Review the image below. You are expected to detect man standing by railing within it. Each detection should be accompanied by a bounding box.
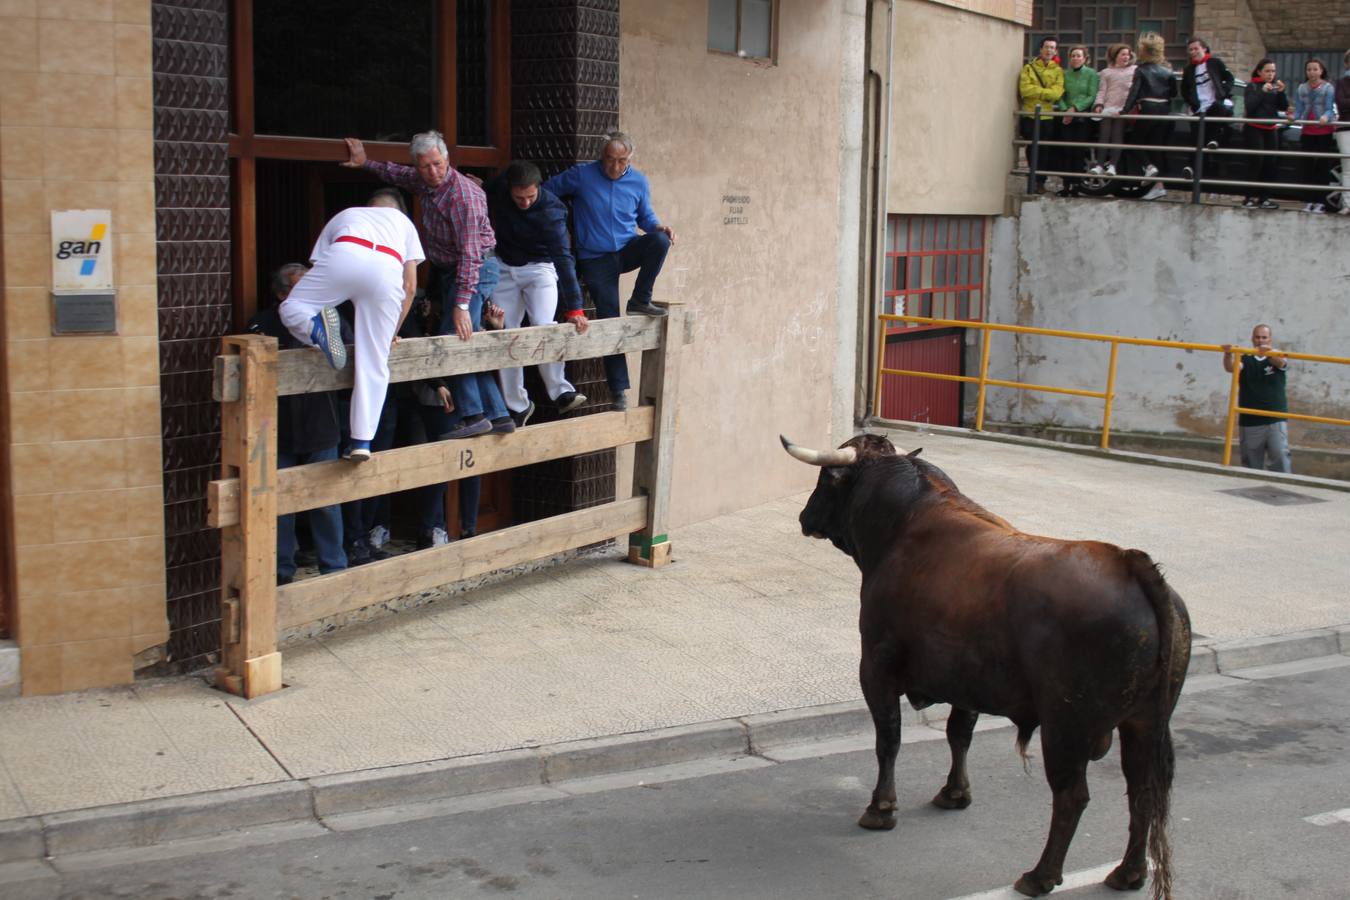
[343,131,514,439]
[1019,38,1064,195]
[543,130,676,411]
[1222,324,1292,473]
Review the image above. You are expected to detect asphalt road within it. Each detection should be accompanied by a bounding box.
[15,662,1350,900]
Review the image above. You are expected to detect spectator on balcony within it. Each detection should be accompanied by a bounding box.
[1294,58,1336,214]
[249,263,349,584]
[1335,49,1350,215]
[1055,45,1099,196]
[1018,37,1064,194]
[1241,59,1290,209]
[1122,32,1176,202]
[1091,43,1135,178]
[1221,324,1291,473]
[1181,37,1235,139]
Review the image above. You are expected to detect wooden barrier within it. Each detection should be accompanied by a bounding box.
[211,308,692,698]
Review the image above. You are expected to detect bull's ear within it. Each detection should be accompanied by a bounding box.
[907,447,923,458]
[824,465,851,485]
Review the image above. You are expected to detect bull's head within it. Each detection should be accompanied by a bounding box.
[781,433,907,554]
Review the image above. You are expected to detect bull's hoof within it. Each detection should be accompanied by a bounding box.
[857,808,897,830]
[1103,865,1146,891]
[931,786,972,810]
[1013,871,1061,897]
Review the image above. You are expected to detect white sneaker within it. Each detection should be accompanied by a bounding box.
[1340,205,1350,215]
[1104,163,1117,177]
[431,527,449,547]
[1143,164,1159,178]
[1143,183,1167,201]
[1310,203,1326,214]
[1301,202,1313,212]
[1088,164,1104,176]
[368,525,390,549]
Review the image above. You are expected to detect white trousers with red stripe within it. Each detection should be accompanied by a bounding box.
[491,261,576,411]
[278,243,404,441]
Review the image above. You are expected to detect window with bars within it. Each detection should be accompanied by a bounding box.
[708,0,776,61]
[1026,0,1194,71]
[883,215,987,328]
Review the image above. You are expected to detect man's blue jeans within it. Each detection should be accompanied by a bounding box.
[278,446,347,578]
[436,256,508,421]
[575,231,671,393]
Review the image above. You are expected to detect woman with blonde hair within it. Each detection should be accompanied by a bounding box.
[1122,32,1177,200]
[1092,43,1136,177]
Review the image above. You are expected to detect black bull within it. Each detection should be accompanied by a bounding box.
[782,433,1191,899]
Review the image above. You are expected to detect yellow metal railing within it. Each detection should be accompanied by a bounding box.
[873,315,1350,466]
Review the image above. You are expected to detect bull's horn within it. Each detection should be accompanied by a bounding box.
[779,435,857,467]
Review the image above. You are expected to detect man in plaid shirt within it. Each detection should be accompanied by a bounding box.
[343,130,511,439]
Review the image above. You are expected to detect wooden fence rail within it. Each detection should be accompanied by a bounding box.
[211,307,692,698]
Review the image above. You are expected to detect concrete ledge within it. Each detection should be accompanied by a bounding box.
[741,701,870,751]
[0,818,42,865]
[309,749,542,818]
[1335,624,1350,655]
[40,781,312,857]
[540,721,748,783]
[1212,629,1341,672]
[1187,644,1219,675]
[0,641,19,699]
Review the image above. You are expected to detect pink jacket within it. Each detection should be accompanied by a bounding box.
[1095,64,1137,112]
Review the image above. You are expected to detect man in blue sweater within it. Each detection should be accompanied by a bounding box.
[544,130,676,410]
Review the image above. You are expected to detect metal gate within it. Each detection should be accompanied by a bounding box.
[878,327,964,426]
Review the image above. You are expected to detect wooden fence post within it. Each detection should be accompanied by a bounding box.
[628,304,685,567]
[215,334,282,698]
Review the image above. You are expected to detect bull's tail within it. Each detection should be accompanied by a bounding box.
[1126,550,1191,900]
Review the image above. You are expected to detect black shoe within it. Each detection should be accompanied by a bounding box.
[625,299,667,317]
[345,536,390,566]
[610,391,628,412]
[277,574,294,586]
[556,391,586,414]
[489,416,516,434]
[512,400,535,428]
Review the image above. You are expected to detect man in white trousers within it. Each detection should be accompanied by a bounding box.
[279,189,424,461]
[484,160,590,425]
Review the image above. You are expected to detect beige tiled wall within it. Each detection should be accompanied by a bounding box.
[1,0,167,695]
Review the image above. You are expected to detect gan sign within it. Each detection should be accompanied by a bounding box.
[50,209,117,335]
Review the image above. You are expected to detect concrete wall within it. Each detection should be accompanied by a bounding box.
[888,0,1027,216]
[0,0,168,694]
[620,0,852,523]
[987,198,1350,451]
[1193,0,1267,70]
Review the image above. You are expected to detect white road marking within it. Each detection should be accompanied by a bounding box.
[944,861,1121,900]
[1303,807,1350,826]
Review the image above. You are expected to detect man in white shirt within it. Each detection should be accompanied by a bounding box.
[279,189,425,461]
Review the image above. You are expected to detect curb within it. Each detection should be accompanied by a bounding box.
[2,628,1346,868]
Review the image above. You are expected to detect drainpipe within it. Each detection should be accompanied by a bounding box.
[856,0,894,426]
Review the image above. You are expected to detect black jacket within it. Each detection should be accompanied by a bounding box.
[1336,73,1350,124]
[1123,63,1177,112]
[1243,80,1289,126]
[1181,56,1234,112]
[247,305,345,456]
[484,175,584,313]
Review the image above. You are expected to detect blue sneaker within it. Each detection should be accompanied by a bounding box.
[309,308,348,369]
[343,439,371,462]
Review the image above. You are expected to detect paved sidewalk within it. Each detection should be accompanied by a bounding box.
[1,428,1347,861]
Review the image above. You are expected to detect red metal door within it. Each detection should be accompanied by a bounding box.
[879,327,964,426]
